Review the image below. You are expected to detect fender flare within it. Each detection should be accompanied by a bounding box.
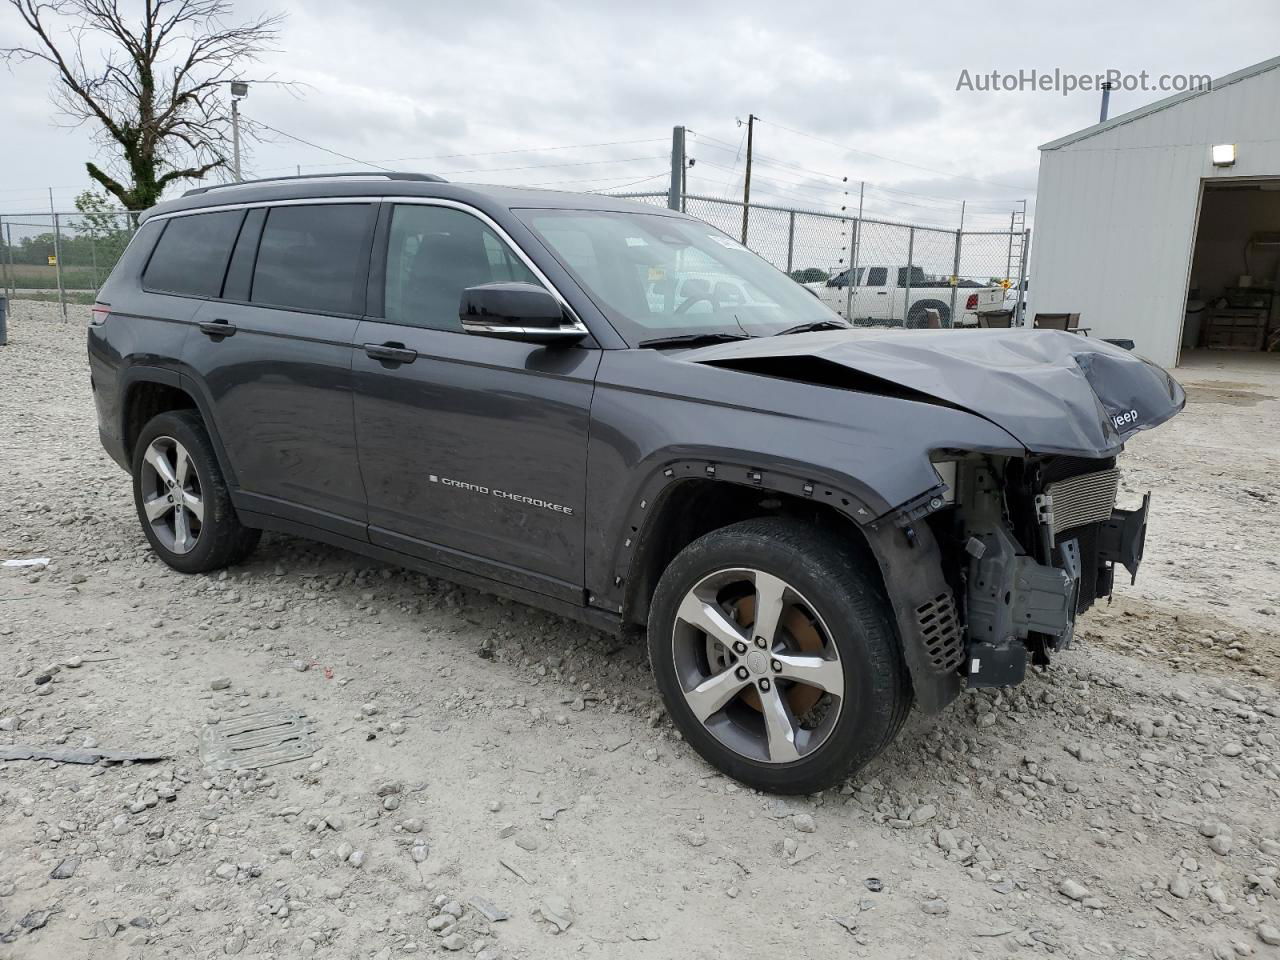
[612,456,879,602]
[118,364,240,489]
[615,457,962,715]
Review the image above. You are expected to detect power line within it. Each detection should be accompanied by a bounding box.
[250,119,391,171]
[689,130,1023,208]
[435,155,666,176]
[753,118,1035,192]
[253,138,670,178]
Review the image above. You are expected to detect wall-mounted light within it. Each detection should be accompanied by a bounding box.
[1211,144,1237,167]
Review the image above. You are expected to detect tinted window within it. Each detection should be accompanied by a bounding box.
[383,205,540,331]
[864,267,887,287]
[143,211,244,297]
[251,205,373,314]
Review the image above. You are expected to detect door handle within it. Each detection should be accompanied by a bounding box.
[876,291,888,296]
[363,342,418,364]
[199,319,237,337]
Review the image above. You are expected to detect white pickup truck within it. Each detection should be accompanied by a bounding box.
[804,265,1003,328]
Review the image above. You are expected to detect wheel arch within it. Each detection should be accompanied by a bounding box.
[618,459,963,715]
[120,366,239,488]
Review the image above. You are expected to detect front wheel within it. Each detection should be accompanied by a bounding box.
[647,518,912,794]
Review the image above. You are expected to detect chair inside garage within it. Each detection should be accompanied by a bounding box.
[1034,312,1091,334]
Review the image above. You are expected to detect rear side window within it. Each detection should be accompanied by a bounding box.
[251,204,374,314]
[143,211,244,297]
[863,266,887,287]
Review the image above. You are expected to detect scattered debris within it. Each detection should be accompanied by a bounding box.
[0,745,166,765]
[536,897,574,933]
[198,710,315,770]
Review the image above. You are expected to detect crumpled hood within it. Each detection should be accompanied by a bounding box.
[684,328,1185,457]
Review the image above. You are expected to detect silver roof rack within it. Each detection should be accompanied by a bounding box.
[183,171,447,197]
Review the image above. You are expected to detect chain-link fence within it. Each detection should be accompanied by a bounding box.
[615,191,1030,329]
[0,211,140,318]
[2,194,1029,329]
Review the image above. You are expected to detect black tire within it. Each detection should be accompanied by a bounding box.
[131,410,260,573]
[648,517,912,794]
[906,299,949,329]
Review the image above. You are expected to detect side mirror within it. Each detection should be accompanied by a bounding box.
[460,282,587,346]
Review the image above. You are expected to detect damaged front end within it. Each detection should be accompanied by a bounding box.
[865,451,1152,713]
[940,454,1150,688]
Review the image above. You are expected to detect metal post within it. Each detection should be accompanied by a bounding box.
[948,201,966,328]
[845,181,864,320]
[667,126,685,211]
[1,217,9,301]
[231,97,243,181]
[50,189,67,322]
[902,228,914,328]
[740,114,755,244]
[1005,211,1016,282]
[4,220,15,303]
[785,211,795,274]
[91,236,99,291]
[1013,228,1031,326]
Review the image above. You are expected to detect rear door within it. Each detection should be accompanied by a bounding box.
[352,200,600,602]
[859,265,891,321]
[179,201,377,540]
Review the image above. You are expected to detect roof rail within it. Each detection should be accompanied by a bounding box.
[183,171,448,197]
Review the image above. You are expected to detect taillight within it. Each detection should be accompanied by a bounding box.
[965,294,978,310]
[90,303,110,326]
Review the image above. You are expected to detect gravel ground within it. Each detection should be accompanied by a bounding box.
[2,300,1279,960]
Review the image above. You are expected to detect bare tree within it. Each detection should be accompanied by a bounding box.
[3,0,282,209]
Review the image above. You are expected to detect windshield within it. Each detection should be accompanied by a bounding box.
[516,208,840,344]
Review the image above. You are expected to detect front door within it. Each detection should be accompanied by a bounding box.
[352,201,600,602]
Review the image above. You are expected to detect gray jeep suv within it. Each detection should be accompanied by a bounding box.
[88,172,1184,793]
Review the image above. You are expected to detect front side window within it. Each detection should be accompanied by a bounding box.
[143,210,244,298]
[383,204,540,331]
[251,204,374,314]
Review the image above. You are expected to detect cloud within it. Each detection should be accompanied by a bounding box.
[2,0,1278,225]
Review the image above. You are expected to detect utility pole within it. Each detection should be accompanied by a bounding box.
[667,126,685,211]
[230,80,249,181]
[740,113,756,244]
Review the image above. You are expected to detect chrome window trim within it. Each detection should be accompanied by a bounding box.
[147,195,590,334]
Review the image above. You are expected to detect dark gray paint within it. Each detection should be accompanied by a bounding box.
[90,176,1188,716]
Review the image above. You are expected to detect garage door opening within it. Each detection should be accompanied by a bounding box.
[1182,179,1280,365]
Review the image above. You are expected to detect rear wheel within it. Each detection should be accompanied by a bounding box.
[648,517,912,794]
[131,410,260,573]
[906,299,949,329]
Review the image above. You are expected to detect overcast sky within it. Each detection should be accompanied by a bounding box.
[2,0,1278,229]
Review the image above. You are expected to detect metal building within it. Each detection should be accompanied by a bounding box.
[1029,56,1280,368]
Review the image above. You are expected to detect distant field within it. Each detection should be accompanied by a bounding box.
[2,262,101,291]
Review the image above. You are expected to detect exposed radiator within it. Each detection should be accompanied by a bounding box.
[1044,467,1120,535]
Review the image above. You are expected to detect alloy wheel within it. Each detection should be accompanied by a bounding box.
[139,436,204,555]
[670,567,845,764]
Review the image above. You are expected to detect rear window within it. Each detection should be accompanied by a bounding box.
[251,204,373,314]
[143,211,244,298]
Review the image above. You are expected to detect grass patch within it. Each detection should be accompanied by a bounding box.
[2,263,101,290]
